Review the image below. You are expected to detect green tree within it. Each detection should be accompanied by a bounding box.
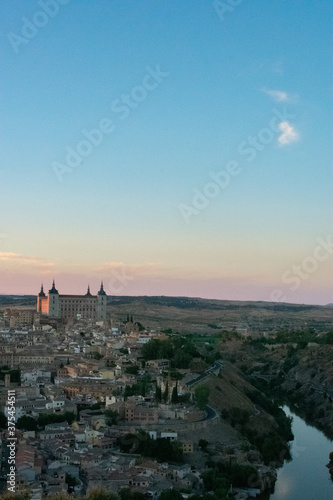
[171,383,178,404]
[37,411,76,427]
[138,375,151,397]
[156,385,162,402]
[124,385,135,399]
[63,411,76,424]
[86,489,119,500]
[65,473,78,488]
[16,415,37,431]
[119,488,145,500]
[0,368,21,384]
[194,385,210,410]
[141,339,161,360]
[173,350,192,368]
[199,439,209,452]
[125,365,139,375]
[159,490,183,500]
[117,433,138,453]
[117,433,183,462]
[163,381,169,402]
[0,411,7,429]
[105,409,119,426]
[91,352,104,360]
[90,403,103,410]
[135,322,145,331]
[324,330,333,344]
[169,370,183,380]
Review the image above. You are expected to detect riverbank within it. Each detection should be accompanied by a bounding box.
[191,363,293,495]
[219,336,333,438]
[269,407,333,499]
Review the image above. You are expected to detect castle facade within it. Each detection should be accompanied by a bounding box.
[37,281,107,321]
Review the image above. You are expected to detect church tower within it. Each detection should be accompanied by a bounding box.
[96,281,107,320]
[48,280,60,317]
[37,283,46,313]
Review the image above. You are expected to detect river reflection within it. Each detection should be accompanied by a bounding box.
[264,407,333,500]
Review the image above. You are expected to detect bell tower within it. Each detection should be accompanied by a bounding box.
[37,283,46,313]
[48,280,60,317]
[96,281,107,320]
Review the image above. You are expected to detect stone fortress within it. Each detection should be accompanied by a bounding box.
[36,280,107,321]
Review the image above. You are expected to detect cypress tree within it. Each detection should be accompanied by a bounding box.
[163,381,169,403]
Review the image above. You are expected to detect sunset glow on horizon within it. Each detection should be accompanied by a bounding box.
[1,1,332,305]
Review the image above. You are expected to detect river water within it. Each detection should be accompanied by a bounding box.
[268,407,333,500]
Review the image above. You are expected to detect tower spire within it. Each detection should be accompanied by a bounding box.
[39,283,46,297]
[98,280,106,296]
[49,279,58,294]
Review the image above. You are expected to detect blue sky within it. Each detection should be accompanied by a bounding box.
[0,0,332,304]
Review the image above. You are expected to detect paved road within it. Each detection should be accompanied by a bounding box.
[185,360,223,387]
[203,404,218,421]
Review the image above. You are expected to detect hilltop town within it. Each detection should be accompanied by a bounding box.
[0,286,332,500]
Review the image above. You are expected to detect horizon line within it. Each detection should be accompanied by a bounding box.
[0,293,331,308]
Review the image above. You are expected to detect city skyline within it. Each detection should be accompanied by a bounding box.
[1,0,332,304]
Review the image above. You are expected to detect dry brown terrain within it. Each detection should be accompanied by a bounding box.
[1,295,332,335]
[107,296,333,334]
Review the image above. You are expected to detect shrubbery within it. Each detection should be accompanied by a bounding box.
[117,431,183,462]
[141,337,199,369]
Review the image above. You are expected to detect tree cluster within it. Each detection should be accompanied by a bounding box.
[194,385,210,410]
[201,460,258,498]
[105,409,119,426]
[123,375,152,398]
[0,366,21,384]
[117,431,183,462]
[250,328,333,348]
[16,412,76,431]
[141,337,199,369]
[221,404,292,466]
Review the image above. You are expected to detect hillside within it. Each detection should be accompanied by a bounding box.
[108,296,333,334]
[1,295,332,335]
[235,340,333,438]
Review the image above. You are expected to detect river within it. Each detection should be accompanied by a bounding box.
[267,407,333,500]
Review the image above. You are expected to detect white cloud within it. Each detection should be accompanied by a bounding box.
[0,252,55,268]
[278,121,300,145]
[263,89,298,102]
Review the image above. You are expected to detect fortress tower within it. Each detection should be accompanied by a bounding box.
[48,280,60,317]
[97,281,107,320]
